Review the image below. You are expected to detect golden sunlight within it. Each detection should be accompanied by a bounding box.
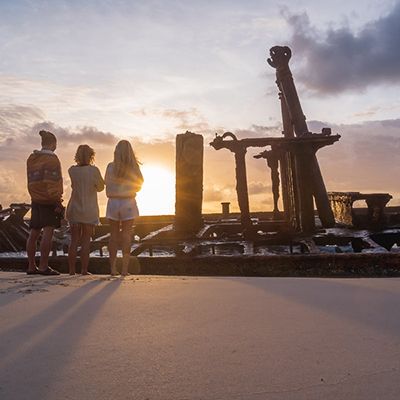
[136,164,175,216]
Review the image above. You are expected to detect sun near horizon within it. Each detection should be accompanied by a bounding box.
[134,164,176,216]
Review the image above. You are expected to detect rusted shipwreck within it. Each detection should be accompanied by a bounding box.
[1,46,400,276]
[126,46,400,261]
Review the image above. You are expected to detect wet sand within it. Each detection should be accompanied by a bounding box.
[1,271,400,399]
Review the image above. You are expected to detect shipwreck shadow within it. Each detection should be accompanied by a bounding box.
[230,277,400,338]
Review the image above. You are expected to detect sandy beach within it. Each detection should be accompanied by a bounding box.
[1,271,400,399]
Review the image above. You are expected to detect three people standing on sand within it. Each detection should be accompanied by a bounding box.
[26,130,143,276]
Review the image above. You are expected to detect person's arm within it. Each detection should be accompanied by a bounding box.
[104,164,110,185]
[94,167,105,192]
[56,157,63,200]
[26,156,32,195]
[68,167,73,189]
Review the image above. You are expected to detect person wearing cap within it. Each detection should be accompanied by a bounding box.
[26,130,63,275]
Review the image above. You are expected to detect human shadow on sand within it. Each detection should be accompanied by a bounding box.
[0,277,122,399]
[0,278,103,351]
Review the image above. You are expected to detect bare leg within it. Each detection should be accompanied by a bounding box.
[27,229,41,272]
[68,224,81,275]
[38,226,54,270]
[80,224,93,275]
[121,219,133,276]
[109,220,120,275]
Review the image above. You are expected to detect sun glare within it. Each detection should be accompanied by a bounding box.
[136,165,175,216]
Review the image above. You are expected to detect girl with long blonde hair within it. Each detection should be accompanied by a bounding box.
[105,140,143,275]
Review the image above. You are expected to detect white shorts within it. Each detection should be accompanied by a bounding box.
[106,198,139,221]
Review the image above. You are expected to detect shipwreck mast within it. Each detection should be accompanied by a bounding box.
[268,45,336,231]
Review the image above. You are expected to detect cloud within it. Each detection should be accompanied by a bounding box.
[316,118,400,204]
[203,184,235,202]
[131,107,220,138]
[0,104,45,140]
[248,181,271,195]
[285,3,400,94]
[235,123,281,138]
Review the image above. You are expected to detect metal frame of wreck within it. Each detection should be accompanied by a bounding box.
[193,45,341,242]
[126,45,344,256]
[126,46,397,257]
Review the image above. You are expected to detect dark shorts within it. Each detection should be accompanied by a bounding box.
[30,202,62,230]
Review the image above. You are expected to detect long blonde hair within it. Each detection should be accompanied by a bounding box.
[113,140,140,178]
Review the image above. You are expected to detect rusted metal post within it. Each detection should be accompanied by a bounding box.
[175,131,204,236]
[221,202,230,218]
[254,149,280,219]
[294,147,315,232]
[234,147,252,233]
[278,87,298,226]
[210,132,253,236]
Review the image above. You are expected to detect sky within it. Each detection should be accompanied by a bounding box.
[1,0,400,215]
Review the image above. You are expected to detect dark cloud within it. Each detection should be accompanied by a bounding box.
[30,122,119,146]
[285,3,400,93]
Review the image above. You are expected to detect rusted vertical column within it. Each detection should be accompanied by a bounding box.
[175,131,204,235]
[278,89,298,228]
[294,147,315,232]
[209,132,253,237]
[278,153,290,219]
[267,151,280,219]
[234,148,252,233]
[365,194,392,228]
[254,149,281,219]
[279,151,300,229]
[221,202,230,218]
